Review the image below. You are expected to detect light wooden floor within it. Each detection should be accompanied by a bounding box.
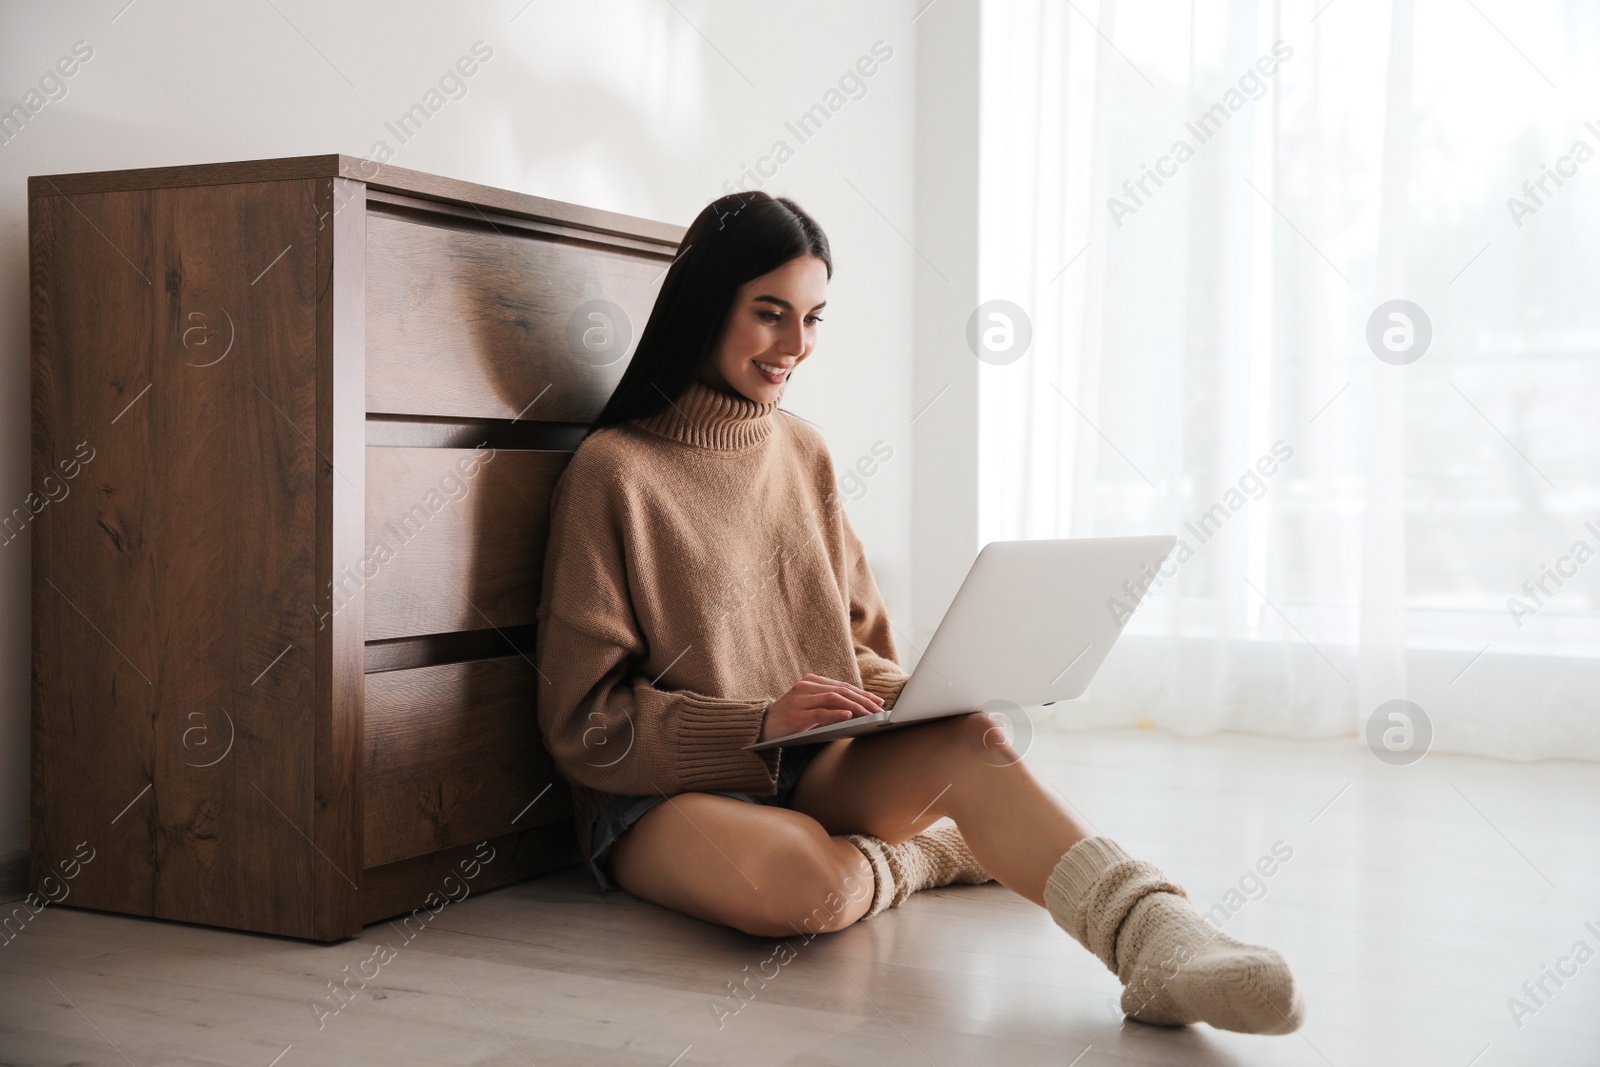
[3,727,1598,1066]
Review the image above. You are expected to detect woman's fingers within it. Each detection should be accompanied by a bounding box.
[798,674,885,707]
[815,686,883,718]
[799,691,877,720]
[802,673,881,702]
[799,687,876,713]
[771,675,887,733]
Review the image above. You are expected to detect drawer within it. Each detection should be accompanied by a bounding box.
[363,446,570,641]
[363,655,572,868]
[365,209,668,422]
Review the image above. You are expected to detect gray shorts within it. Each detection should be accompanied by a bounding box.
[587,743,823,894]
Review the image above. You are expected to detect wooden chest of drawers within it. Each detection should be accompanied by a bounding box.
[28,154,681,940]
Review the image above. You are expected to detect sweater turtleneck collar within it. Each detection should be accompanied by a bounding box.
[634,378,781,451]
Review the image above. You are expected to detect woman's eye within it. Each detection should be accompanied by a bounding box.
[806,315,823,325]
[758,311,781,323]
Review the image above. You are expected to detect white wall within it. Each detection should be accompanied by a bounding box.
[0,0,976,892]
[912,0,982,654]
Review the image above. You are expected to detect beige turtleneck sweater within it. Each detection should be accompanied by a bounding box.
[534,379,909,862]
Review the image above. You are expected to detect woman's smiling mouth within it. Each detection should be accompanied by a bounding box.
[753,360,793,384]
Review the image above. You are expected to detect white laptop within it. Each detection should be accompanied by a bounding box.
[744,535,1177,752]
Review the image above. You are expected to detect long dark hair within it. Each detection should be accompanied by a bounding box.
[588,190,832,433]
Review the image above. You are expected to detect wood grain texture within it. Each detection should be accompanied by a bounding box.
[28,153,686,247]
[363,447,570,641]
[364,413,587,451]
[360,822,578,925]
[355,165,684,246]
[29,185,161,921]
[312,175,368,940]
[362,656,572,869]
[30,179,326,938]
[363,625,537,675]
[365,190,677,259]
[29,157,682,941]
[149,179,324,938]
[27,155,345,198]
[365,207,670,422]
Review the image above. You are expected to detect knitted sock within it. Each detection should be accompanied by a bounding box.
[847,824,994,919]
[1043,835,1306,1035]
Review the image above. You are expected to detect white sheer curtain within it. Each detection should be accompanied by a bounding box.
[977,0,1600,760]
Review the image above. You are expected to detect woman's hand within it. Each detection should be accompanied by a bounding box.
[758,674,885,743]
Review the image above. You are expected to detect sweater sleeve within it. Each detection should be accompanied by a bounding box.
[841,509,912,708]
[534,456,781,799]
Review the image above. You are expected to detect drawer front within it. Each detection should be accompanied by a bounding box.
[365,209,668,422]
[363,655,572,869]
[363,446,570,641]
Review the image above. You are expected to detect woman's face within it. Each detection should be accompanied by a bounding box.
[698,254,828,405]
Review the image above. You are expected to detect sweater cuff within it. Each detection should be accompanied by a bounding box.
[862,672,910,708]
[673,696,780,793]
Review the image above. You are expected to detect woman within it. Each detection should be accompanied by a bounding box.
[534,190,1305,1035]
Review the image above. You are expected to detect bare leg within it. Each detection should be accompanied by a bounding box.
[607,727,1304,1034]
[608,792,877,937]
[794,715,1308,1034]
[790,712,1092,906]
